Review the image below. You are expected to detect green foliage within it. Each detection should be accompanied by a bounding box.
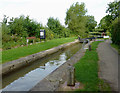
[106,1,119,20]
[8,15,43,38]
[89,29,104,37]
[86,15,97,32]
[111,18,120,46]
[2,15,9,24]
[2,23,11,43]
[0,24,2,49]
[102,1,120,46]
[65,2,87,37]
[111,43,120,54]
[2,15,45,50]
[2,36,27,50]
[47,17,71,38]
[2,37,76,63]
[98,1,120,45]
[89,32,101,35]
[9,16,27,37]
[47,17,61,34]
[61,27,71,37]
[98,15,111,31]
[45,27,54,40]
[2,2,98,50]
[94,29,104,32]
[2,15,73,50]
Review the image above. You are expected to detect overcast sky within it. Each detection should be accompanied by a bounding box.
[0,0,114,26]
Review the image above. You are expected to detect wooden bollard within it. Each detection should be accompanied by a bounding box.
[89,44,91,51]
[67,66,75,86]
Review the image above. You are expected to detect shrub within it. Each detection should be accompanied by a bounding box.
[111,18,120,46]
[45,28,54,40]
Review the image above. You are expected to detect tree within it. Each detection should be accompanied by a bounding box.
[47,17,64,38]
[106,1,119,20]
[86,15,97,32]
[2,15,11,43]
[2,15,9,24]
[8,15,42,38]
[98,16,107,31]
[9,15,27,36]
[2,23,11,43]
[65,2,87,37]
[47,17,61,33]
[105,1,120,45]
[111,18,120,45]
[99,1,119,31]
[98,15,112,32]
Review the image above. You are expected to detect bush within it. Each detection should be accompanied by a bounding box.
[111,18,120,46]
[2,36,27,50]
[45,28,54,40]
[35,38,40,42]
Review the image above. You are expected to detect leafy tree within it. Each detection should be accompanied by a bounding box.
[47,17,61,36]
[8,15,43,38]
[65,2,87,37]
[9,15,27,36]
[98,16,108,31]
[23,16,43,37]
[111,18,120,45]
[98,15,113,32]
[45,27,54,40]
[104,1,120,45]
[99,1,119,31]
[2,15,11,43]
[47,17,69,38]
[86,15,97,32]
[2,15,9,24]
[106,1,119,20]
[2,15,44,50]
[2,23,11,42]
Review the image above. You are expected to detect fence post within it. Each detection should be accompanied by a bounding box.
[89,44,91,51]
[67,66,75,86]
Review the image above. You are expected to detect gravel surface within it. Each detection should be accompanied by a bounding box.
[97,40,119,91]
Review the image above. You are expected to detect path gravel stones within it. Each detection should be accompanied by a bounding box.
[97,40,119,91]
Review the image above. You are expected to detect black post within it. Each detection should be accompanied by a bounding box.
[89,44,91,51]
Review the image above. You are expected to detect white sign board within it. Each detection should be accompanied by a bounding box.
[40,32,44,36]
[104,36,109,38]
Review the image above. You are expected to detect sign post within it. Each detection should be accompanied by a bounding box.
[40,29,46,42]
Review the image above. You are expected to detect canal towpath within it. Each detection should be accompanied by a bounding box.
[97,39,119,91]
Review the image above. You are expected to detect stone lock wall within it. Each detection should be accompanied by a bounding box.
[1,40,79,76]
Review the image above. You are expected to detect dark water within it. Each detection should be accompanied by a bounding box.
[2,43,82,91]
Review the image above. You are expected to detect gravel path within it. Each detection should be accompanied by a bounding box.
[97,40,119,91]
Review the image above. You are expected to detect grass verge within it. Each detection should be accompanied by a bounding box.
[74,41,111,92]
[2,37,76,64]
